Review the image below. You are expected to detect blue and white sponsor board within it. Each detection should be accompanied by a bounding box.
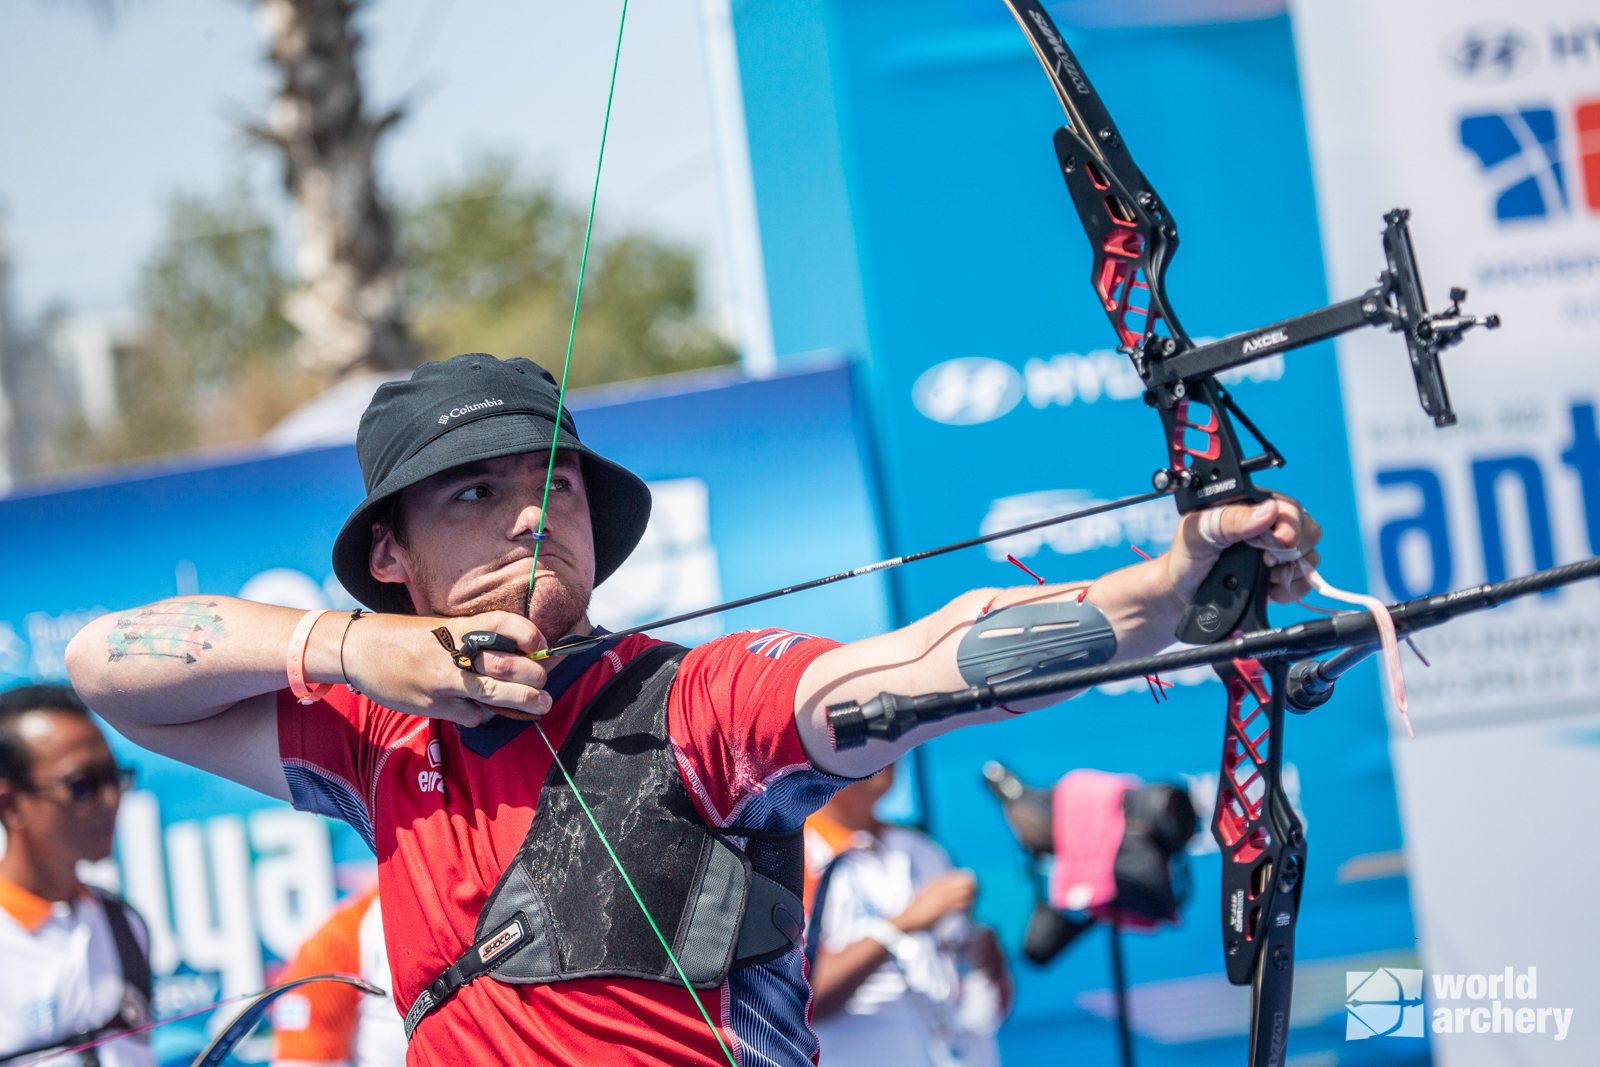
[1294,2,1600,1063]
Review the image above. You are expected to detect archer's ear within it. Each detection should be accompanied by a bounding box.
[369,522,410,585]
[0,780,25,832]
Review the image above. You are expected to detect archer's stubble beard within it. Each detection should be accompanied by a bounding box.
[522,576,591,641]
[419,565,590,640]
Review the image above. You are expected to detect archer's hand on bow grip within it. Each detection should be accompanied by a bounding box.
[1168,494,1321,606]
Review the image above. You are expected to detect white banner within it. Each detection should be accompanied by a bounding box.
[1293,2,1600,1061]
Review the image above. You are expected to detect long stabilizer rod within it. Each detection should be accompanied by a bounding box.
[828,555,1600,748]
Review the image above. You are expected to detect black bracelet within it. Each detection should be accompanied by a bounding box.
[340,609,367,694]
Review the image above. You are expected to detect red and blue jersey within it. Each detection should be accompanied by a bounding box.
[277,628,847,1066]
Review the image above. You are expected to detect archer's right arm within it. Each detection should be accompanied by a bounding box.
[65,597,556,799]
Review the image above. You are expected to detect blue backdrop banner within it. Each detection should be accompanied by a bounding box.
[0,362,891,1065]
[733,4,1422,1064]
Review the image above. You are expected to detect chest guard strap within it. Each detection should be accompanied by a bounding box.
[404,643,806,1040]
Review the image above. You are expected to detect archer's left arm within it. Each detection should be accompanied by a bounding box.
[796,495,1320,778]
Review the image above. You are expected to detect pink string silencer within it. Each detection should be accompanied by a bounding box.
[1196,502,1414,738]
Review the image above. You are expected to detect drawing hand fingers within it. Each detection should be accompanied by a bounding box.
[474,649,549,690]
[460,672,552,719]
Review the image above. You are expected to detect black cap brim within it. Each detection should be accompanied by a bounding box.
[331,411,651,614]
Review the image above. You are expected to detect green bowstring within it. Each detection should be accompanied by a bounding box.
[522,4,741,1066]
[525,0,624,612]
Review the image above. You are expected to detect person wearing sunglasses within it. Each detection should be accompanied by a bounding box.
[0,684,152,1067]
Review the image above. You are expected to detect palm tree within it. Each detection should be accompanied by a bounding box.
[248,0,417,378]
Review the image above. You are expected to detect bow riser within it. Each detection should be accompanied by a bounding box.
[1050,126,1188,352]
[1201,557,1306,1018]
[1049,125,1284,519]
[1153,379,1275,516]
[1213,655,1306,990]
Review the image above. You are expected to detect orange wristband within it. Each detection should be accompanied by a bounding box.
[287,608,335,705]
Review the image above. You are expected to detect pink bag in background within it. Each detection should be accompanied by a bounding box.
[1047,768,1139,915]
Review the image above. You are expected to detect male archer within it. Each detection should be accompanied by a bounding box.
[66,353,1319,1067]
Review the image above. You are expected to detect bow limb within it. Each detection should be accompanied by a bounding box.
[189,974,387,1067]
[0,974,383,1067]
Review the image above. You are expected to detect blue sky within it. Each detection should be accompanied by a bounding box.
[0,0,729,325]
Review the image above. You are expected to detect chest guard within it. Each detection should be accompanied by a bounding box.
[404,643,806,1040]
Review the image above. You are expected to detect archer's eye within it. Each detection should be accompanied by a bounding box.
[455,485,492,502]
[549,476,571,492]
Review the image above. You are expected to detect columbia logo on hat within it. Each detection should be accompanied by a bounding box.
[330,353,652,614]
[437,398,505,425]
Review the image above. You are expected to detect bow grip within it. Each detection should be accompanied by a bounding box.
[1176,543,1268,644]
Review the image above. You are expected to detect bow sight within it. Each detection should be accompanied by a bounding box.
[1139,211,1499,511]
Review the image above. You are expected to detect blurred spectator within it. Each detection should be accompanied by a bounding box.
[270,885,404,1067]
[0,684,151,1067]
[804,765,1011,1067]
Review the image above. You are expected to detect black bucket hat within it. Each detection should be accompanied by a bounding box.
[331,354,652,614]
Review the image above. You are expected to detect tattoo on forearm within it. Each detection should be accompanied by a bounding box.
[107,601,228,665]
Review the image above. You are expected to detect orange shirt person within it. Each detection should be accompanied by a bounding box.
[271,886,404,1067]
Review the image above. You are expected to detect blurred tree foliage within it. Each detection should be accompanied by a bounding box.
[56,159,733,468]
[59,181,315,467]
[405,158,734,388]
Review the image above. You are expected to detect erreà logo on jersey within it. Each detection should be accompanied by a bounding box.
[417,738,444,793]
[478,919,525,964]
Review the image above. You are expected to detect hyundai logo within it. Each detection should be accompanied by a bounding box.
[911,357,1024,425]
[1442,24,1536,84]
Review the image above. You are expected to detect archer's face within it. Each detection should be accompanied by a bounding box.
[370,451,596,636]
